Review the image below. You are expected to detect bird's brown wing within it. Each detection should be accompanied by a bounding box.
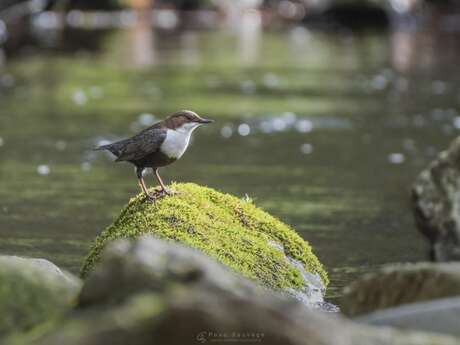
[115,127,167,162]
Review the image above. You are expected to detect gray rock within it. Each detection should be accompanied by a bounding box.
[0,256,81,338]
[78,236,270,308]
[12,237,460,345]
[341,262,460,317]
[357,297,460,337]
[412,136,460,261]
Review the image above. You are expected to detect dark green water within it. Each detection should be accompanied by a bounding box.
[1,27,459,302]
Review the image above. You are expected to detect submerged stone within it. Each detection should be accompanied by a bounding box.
[0,256,81,338]
[81,183,328,308]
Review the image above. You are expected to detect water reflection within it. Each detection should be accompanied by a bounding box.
[238,9,261,66]
[180,32,200,65]
[0,20,6,66]
[391,30,434,72]
[391,19,460,73]
[129,9,155,66]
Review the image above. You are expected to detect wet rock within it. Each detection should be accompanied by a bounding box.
[412,137,460,261]
[357,296,460,337]
[14,237,460,345]
[0,256,81,338]
[341,262,460,317]
[81,183,329,309]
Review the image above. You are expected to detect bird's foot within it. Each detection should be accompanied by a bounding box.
[144,193,157,203]
[153,187,176,198]
[163,188,175,196]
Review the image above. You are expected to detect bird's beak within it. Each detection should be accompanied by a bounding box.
[198,118,214,124]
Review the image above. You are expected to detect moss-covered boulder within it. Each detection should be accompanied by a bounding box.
[0,256,81,338]
[81,183,328,308]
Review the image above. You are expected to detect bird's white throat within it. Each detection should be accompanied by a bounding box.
[160,123,200,159]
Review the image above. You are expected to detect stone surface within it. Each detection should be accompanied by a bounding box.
[78,235,271,308]
[341,262,460,317]
[0,256,81,338]
[412,136,460,261]
[81,183,328,309]
[12,237,460,345]
[357,296,460,337]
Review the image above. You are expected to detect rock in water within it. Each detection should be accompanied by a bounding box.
[81,183,328,309]
[0,256,81,338]
[356,296,460,337]
[13,238,460,345]
[412,137,460,261]
[341,262,460,317]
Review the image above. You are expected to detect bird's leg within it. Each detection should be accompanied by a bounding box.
[136,167,155,201]
[153,168,172,196]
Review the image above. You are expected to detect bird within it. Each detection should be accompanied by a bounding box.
[96,110,213,201]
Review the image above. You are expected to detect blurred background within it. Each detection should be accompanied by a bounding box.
[0,0,459,303]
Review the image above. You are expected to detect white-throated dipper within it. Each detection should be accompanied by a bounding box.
[96,110,213,201]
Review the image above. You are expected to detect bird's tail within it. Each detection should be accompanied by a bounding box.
[94,143,122,159]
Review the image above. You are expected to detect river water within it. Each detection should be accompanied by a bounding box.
[0,26,459,303]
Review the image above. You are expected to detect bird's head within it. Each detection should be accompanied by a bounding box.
[165,110,213,133]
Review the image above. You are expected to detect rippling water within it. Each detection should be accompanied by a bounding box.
[0,26,459,303]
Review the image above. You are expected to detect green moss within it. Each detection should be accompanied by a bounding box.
[81,183,328,291]
[0,257,81,338]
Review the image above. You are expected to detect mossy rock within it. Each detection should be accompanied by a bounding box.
[0,256,81,338]
[81,183,328,305]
